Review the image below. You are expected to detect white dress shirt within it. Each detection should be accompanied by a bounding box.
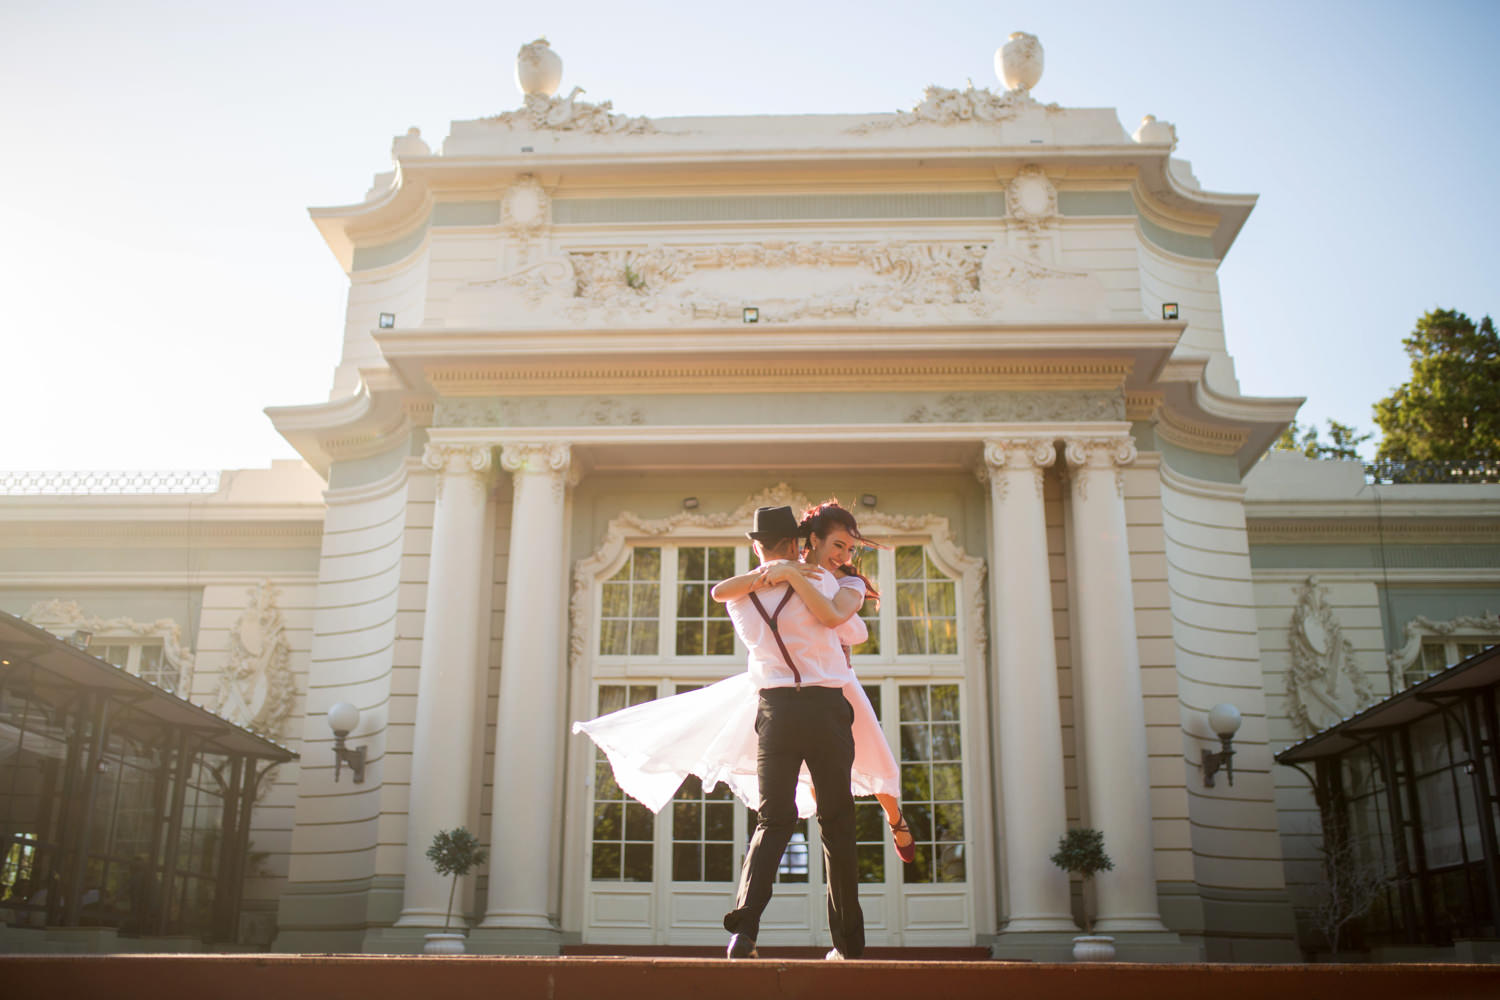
[727,568,867,690]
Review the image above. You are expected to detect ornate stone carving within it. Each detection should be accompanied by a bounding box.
[982,438,1057,501]
[1064,436,1138,500]
[570,241,986,321]
[422,443,494,500]
[996,32,1044,94]
[849,83,1059,133]
[500,443,573,501]
[499,443,572,476]
[1286,576,1378,737]
[906,390,1124,424]
[1005,165,1060,258]
[515,38,563,98]
[484,88,657,134]
[214,581,294,738]
[501,175,551,238]
[568,484,987,674]
[23,600,194,694]
[446,236,1110,326]
[1387,614,1500,690]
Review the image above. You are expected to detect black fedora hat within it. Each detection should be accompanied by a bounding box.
[747,505,800,542]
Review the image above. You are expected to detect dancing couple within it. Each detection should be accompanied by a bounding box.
[573,500,914,960]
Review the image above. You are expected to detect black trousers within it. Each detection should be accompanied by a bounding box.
[723,685,864,957]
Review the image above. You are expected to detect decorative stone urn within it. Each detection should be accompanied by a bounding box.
[1072,934,1116,961]
[1132,114,1178,148]
[996,32,1044,94]
[423,931,466,955]
[515,37,562,98]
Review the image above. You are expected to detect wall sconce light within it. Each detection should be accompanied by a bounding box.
[1201,703,1242,787]
[860,494,878,508]
[328,702,367,784]
[67,629,92,651]
[682,497,700,510]
[1161,303,1179,321]
[742,307,759,323]
[378,312,396,329]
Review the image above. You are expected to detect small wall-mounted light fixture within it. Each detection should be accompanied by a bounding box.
[1161,303,1179,321]
[67,629,92,651]
[1201,703,1242,787]
[742,307,759,324]
[682,497,700,510]
[520,146,534,153]
[378,312,396,329]
[328,702,367,784]
[860,494,878,509]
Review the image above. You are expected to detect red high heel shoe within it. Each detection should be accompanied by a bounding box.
[890,811,916,864]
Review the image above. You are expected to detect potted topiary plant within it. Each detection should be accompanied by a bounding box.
[1050,827,1116,961]
[424,826,488,955]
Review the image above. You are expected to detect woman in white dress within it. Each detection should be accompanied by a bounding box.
[790,500,914,864]
[572,499,914,863]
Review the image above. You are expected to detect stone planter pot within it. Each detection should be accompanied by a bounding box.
[1071,934,1116,962]
[423,932,466,955]
[996,32,1044,93]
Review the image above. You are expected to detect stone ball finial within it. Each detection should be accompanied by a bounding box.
[1132,114,1178,148]
[516,37,563,98]
[996,32,1044,94]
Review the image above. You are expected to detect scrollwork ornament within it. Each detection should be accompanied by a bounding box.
[1064,436,1137,501]
[500,442,573,503]
[422,443,494,500]
[982,438,1056,502]
[1286,576,1377,736]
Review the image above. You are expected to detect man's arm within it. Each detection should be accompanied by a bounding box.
[761,562,863,627]
[710,560,822,602]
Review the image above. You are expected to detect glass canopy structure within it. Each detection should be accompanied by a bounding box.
[0,611,295,946]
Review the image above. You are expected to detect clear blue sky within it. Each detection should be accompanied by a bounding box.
[2,0,1496,470]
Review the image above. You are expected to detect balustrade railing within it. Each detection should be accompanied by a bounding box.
[0,470,222,495]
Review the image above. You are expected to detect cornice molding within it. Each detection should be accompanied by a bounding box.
[427,357,1135,397]
[1245,517,1500,545]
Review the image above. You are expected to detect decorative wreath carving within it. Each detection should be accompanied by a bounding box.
[1286,576,1377,737]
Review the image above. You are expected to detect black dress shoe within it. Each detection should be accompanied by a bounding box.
[726,933,759,959]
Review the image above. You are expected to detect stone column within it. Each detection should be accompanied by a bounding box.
[395,443,493,927]
[982,439,1078,934]
[1063,434,1166,932]
[481,443,574,934]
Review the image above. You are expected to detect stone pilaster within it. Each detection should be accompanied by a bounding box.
[394,443,494,928]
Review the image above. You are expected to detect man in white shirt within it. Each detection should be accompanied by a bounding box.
[710,505,867,961]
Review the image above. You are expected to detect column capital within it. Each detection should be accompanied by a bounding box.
[982,437,1058,472]
[422,442,495,477]
[1062,435,1137,471]
[499,442,572,477]
[1063,436,1137,500]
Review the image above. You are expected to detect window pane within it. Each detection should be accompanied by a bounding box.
[674,546,737,656]
[592,685,655,881]
[897,683,966,884]
[895,546,925,579]
[894,584,924,619]
[630,622,659,656]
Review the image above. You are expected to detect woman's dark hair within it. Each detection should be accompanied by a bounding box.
[800,499,882,604]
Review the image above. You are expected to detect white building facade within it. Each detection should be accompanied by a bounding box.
[5,36,1499,961]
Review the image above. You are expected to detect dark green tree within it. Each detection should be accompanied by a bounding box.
[1050,828,1114,934]
[426,827,488,933]
[1373,308,1500,462]
[1273,419,1372,461]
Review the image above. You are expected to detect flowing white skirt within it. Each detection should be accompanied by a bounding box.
[572,673,901,819]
